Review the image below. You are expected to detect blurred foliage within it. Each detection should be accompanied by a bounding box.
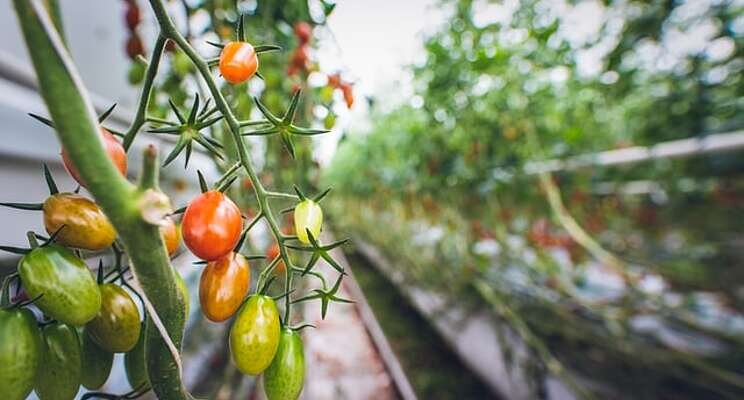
[324,0,744,398]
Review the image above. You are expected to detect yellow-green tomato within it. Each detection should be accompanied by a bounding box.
[19,244,101,326]
[86,284,141,352]
[229,295,280,375]
[43,193,116,251]
[36,322,82,400]
[80,328,113,389]
[0,308,42,400]
[264,328,305,400]
[294,199,323,244]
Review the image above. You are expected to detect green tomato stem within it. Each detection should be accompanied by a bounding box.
[147,0,297,324]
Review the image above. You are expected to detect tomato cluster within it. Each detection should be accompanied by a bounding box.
[287,22,313,77]
[0,130,187,398]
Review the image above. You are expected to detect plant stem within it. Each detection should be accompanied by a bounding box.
[123,34,167,151]
[148,0,297,322]
[13,2,190,399]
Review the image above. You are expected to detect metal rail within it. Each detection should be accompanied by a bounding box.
[524,130,744,174]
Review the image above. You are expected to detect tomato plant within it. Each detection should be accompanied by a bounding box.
[7,1,353,399]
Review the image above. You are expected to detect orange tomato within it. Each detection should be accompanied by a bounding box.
[199,252,250,322]
[341,83,354,108]
[160,217,181,256]
[266,243,285,274]
[62,128,127,188]
[219,41,258,84]
[182,191,242,261]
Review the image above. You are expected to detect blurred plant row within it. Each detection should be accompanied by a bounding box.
[324,0,744,398]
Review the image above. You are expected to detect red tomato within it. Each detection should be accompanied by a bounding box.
[62,128,127,187]
[182,191,242,261]
[199,252,250,322]
[124,4,141,30]
[219,41,258,84]
[290,46,310,71]
[125,35,145,59]
[294,22,312,44]
[327,73,341,88]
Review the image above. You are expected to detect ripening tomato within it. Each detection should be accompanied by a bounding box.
[62,128,127,187]
[294,199,323,244]
[124,325,149,391]
[199,252,250,322]
[126,35,145,59]
[290,46,310,71]
[229,295,280,375]
[80,328,113,390]
[263,327,305,400]
[266,243,285,274]
[19,244,101,326]
[86,283,141,352]
[43,192,117,251]
[0,308,42,400]
[327,73,341,88]
[182,191,243,261]
[35,322,82,400]
[294,22,312,44]
[160,217,181,256]
[124,4,141,30]
[219,41,258,84]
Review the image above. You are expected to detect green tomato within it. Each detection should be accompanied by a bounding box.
[86,284,141,352]
[127,61,146,85]
[124,324,149,391]
[294,199,323,244]
[19,244,101,326]
[36,322,81,400]
[229,295,280,375]
[264,328,305,400]
[0,308,42,400]
[80,328,113,389]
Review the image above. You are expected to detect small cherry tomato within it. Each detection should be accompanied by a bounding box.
[266,243,285,274]
[86,283,141,352]
[290,46,310,71]
[294,199,323,244]
[80,327,113,390]
[160,217,181,256]
[124,4,141,30]
[182,191,243,261]
[264,327,305,400]
[62,128,127,187]
[35,322,82,400]
[124,324,149,391]
[229,295,280,375]
[43,192,117,251]
[341,83,354,108]
[126,35,145,59]
[294,22,312,44]
[0,308,42,400]
[19,244,101,326]
[219,41,258,84]
[199,252,250,322]
[327,73,341,88]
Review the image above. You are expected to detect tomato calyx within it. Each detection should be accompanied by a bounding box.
[242,90,329,158]
[292,274,353,320]
[147,94,225,168]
